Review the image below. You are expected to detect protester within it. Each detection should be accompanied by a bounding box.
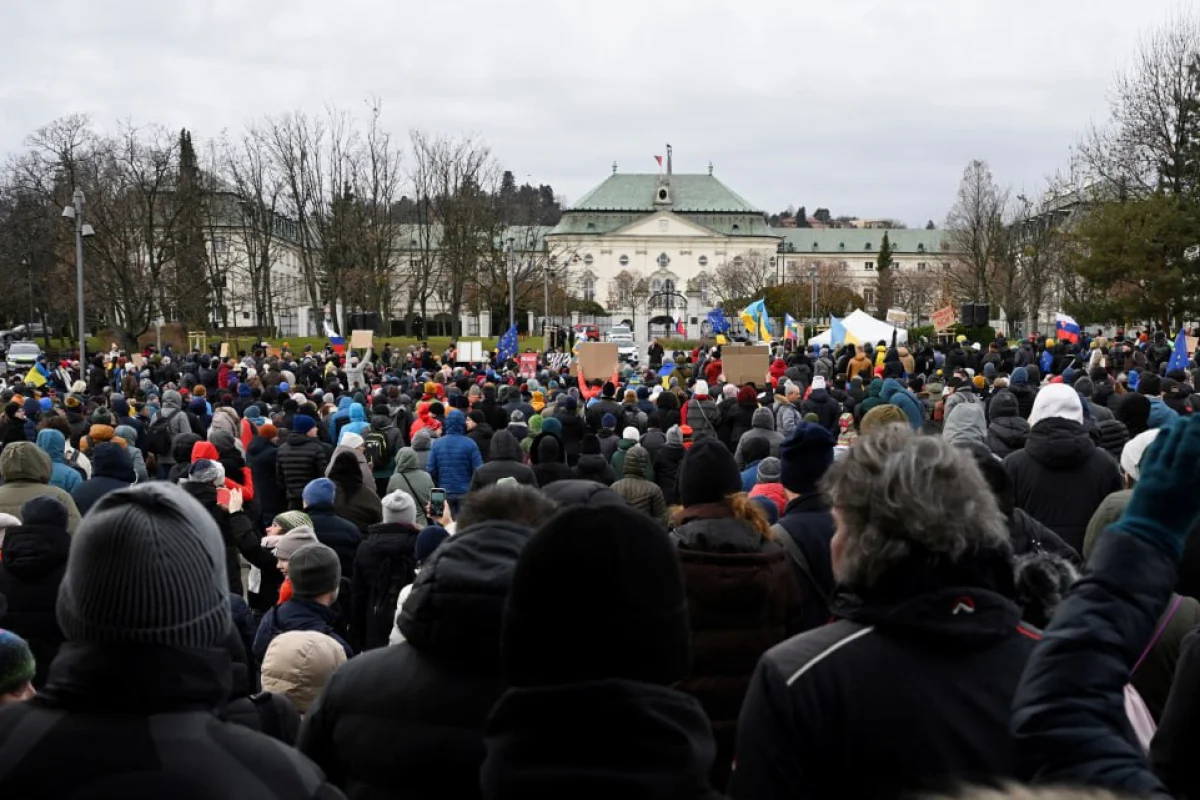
[0,442,81,534]
[350,490,419,653]
[70,442,135,516]
[260,631,348,716]
[470,429,536,490]
[385,447,434,527]
[254,543,352,662]
[610,444,668,526]
[0,630,35,706]
[33,429,81,494]
[426,409,482,514]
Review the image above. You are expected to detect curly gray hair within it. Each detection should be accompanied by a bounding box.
[820,425,1009,591]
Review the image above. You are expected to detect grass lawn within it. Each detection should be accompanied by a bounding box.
[33,334,554,358]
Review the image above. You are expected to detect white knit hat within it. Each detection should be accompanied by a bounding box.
[1121,428,1162,483]
[622,427,640,440]
[339,431,365,449]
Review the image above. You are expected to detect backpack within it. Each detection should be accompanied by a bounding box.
[363,430,391,471]
[371,555,415,646]
[145,416,173,457]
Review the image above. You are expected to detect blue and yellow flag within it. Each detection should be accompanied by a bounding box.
[739,299,763,338]
[24,366,46,388]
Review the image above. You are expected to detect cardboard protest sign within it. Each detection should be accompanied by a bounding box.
[130,353,145,369]
[457,341,484,363]
[350,329,373,349]
[574,342,618,381]
[931,306,957,331]
[219,342,229,358]
[267,347,282,358]
[722,345,770,386]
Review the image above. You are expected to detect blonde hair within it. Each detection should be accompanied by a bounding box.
[926,785,1133,800]
[670,492,772,539]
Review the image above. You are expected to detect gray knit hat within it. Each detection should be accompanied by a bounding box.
[756,456,782,484]
[188,458,226,487]
[56,483,230,648]
[274,526,319,561]
[381,490,416,525]
[288,543,342,598]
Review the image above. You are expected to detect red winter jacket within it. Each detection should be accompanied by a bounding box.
[190,440,255,502]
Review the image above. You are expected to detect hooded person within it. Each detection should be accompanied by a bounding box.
[610,444,668,527]
[730,426,1038,800]
[260,630,347,717]
[668,439,802,789]
[386,446,435,528]
[298,485,560,800]
[985,388,1029,458]
[325,447,383,536]
[470,429,537,492]
[942,402,989,448]
[479,504,726,800]
[1008,367,1037,420]
[574,433,617,486]
[654,424,688,506]
[801,376,840,435]
[34,428,82,495]
[1003,383,1123,555]
[0,496,71,687]
[682,381,722,444]
[0,442,82,535]
[426,409,483,512]
[70,442,136,517]
[350,491,420,653]
[0,483,338,798]
[733,406,784,470]
[879,377,924,431]
[528,430,572,488]
[114,424,149,483]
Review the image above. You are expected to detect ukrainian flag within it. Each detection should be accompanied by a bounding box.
[740,299,765,338]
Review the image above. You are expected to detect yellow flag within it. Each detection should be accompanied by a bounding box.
[24,367,46,387]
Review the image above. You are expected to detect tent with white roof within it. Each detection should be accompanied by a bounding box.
[808,309,908,348]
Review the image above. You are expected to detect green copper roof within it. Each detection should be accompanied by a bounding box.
[570,173,762,213]
[775,228,953,255]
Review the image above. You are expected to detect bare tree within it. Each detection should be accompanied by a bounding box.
[711,249,776,303]
[893,268,943,325]
[944,159,1010,305]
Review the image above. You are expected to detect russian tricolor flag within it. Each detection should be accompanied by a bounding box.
[1055,312,1080,344]
[324,320,345,355]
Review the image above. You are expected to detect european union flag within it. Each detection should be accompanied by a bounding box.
[1168,329,1192,373]
[496,324,518,363]
[706,308,730,333]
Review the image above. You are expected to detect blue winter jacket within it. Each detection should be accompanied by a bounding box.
[880,378,924,431]
[426,410,483,496]
[35,429,82,494]
[253,597,353,663]
[341,403,370,439]
[328,396,353,441]
[1147,397,1179,430]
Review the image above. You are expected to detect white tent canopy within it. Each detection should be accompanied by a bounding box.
[808,309,908,348]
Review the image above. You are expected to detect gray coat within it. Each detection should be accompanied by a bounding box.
[734,408,785,469]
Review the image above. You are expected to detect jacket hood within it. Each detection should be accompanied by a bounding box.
[866,378,883,398]
[0,442,51,484]
[751,407,775,431]
[172,433,202,465]
[1025,416,1097,469]
[880,378,906,402]
[988,389,1020,421]
[488,430,524,462]
[337,396,353,411]
[988,417,1029,455]
[444,409,467,436]
[399,520,533,665]
[481,680,717,799]
[191,440,220,463]
[412,427,433,451]
[328,449,365,487]
[943,403,988,447]
[349,403,366,422]
[90,442,136,482]
[0,522,70,580]
[530,432,564,465]
[369,414,392,431]
[622,444,650,478]
[394,447,420,473]
[35,428,66,463]
[162,390,182,411]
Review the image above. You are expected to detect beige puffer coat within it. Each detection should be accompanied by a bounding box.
[260,630,347,714]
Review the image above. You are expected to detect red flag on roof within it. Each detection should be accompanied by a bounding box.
[654,155,663,167]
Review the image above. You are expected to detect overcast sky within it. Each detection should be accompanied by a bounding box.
[0,0,1181,226]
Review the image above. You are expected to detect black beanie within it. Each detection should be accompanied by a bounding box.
[502,505,690,687]
[678,438,742,506]
[20,495,68,529]
[581,433,601,455]
[56,483,231,649]
[779,421,835,495]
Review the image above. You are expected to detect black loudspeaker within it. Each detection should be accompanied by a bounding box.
[961,304,975,327]
[973,303,990,327]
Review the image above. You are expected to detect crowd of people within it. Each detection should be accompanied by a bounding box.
[0,327,1197,798]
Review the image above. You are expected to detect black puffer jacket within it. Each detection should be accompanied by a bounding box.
[248,436,286,524]
[987,417,1029,458]
[1096,418,1130,463]
[800,389,840,435]
[470,430,537,491]
[482,681,724,800]
[654,442,687,506]
[1003,418,1122,554]
[298,521,533,800]
[180,480,277,596]
[0,521,68,687]
[0,644,340,799]
[277,433,331,505]
[350,521,419,653]
[528,432,572,487]
[70,443,135,516]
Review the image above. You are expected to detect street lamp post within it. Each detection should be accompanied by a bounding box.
[506,238,516,333]
[543,255,553,343]
[61,188,92,366]
[808,267,818,336]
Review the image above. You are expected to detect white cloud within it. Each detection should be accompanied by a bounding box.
[0,0,1182,224]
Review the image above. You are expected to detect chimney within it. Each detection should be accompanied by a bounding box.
[666,144,673,177]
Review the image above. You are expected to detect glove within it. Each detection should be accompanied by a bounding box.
[1111,416,1200,559]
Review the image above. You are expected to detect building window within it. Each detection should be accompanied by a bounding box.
[242,311,251,320]
[917,243,926,253]
[942,262,951,271]
[733,255,744,267]
[917,262,927,271]
[891,261,900,269]
[864,261,874,271]
[211,236,228,253]
[863,288,876,306]
[583,253,594,266]
[698,255,708,267]
[600,249,612,255]
[732,223,740,231]
[679,249,691,255]
[586,222,596,231]
[582,276,596,302]
[656,253,670,268]
[619,254,629,266]
[865,242,873,251]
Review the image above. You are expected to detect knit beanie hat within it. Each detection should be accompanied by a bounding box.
[1029,383,1084,427]
[679,438,742,506]
[601,413,616,430]
[541,417,562,437]
[622,426,640,441]
[1121,428,1163,483]
[382,490,417,525]
[288,543,342,598]
[779,422,835,494]
[273,526,319,561]
[257,422,278,440]
[665,425,683,446]
[502,505,690,687]
[91,408,115,426]
[302,477,337,508]
[0,630,35,695]
[56,483,231,649]
[415,525,451,564]
[860,404,910,435]
[581,434,601,455]
[21,495,69,529]
[272,510,312,533]
[756,456,782,484]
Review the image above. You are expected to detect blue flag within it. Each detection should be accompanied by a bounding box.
[1168,330,1191,373]
[657,363,675,378]
[496,324,518,363]
[706,307,730,333]
[830,316,846,346]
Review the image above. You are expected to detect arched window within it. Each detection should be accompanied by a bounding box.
[657,252,671,268]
